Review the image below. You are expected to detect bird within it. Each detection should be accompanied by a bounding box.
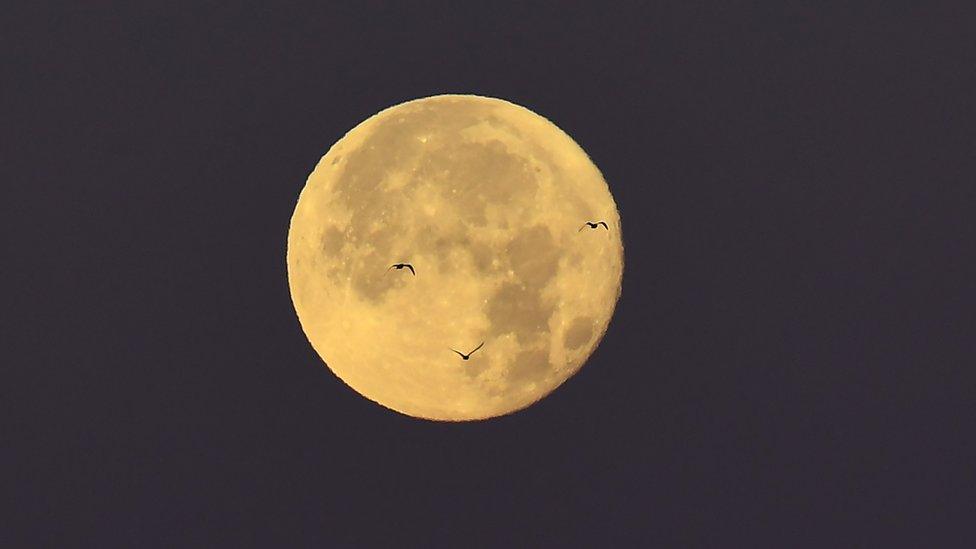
[388,263,415,275]
[578,221,609,231]
[450,341,485,361]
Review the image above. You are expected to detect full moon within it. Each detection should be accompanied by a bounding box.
[287,94,623,421]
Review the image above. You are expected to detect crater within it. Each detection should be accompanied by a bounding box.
[486,282,554,344]
[467,239,495,273]
[351,250,395,303]
[462,355,492,380]
[320,226,345,256]
[506,225,559,288]
[564,317,594,351]
[431,139,536,224]
[507,346,552,385]
[330,115,430,214]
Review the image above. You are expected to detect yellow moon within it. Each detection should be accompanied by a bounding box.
[287,94,623,421]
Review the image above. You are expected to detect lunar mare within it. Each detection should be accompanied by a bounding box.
[287,95,623,421]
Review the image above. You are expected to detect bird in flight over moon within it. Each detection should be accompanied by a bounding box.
[287,95,624,421]
[388,263,416,275]
[450,342,485,361]
[578,221,609,232]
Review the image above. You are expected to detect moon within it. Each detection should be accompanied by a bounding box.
[287,94,623,421]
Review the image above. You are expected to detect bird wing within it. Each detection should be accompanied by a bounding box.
[469,341,485,355]
[406,264,415,275]
[578,223,587,232]
[388,264,397,271]
[597,221,609,230]
[450,348,466,358]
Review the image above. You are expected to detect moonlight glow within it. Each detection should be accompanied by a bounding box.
[287,95,623,421]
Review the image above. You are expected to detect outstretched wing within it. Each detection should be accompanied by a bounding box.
[468,341,485,355]
[578,223,588,232]
[597,221,609,230]
[450,348,466,359]
[388,264,398,271]
[406,264,415,275]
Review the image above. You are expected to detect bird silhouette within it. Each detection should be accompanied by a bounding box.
[578,221,609,231]
[450,341,485,360]
[388,263,415,275]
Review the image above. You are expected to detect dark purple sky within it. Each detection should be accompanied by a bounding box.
[6,2,974,546]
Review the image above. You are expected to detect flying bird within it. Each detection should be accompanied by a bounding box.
[578,221,609,231]
[450,342,485,361]
[388,263,415,275]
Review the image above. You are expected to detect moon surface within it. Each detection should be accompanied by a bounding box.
[287,94,623,421]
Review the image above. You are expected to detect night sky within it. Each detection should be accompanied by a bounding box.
[7,3,974,546]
